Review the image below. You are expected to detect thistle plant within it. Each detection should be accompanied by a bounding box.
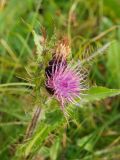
[1,1,120,160]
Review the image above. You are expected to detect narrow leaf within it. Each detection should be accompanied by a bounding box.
[83,86,120,102]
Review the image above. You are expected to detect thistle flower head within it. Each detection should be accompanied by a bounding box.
[45,60,87,109]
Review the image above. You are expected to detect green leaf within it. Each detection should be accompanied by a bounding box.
[50,137,61,160]
[45,109,63,125]
[83,86,120,102]
[77,134,93,152]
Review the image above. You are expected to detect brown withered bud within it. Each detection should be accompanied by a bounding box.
[53,37,71,60]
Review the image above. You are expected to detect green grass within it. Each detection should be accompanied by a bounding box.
[0,0,120,160]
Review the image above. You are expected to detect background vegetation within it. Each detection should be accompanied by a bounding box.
[0,0,120,159]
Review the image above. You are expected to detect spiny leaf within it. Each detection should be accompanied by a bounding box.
[83,86,120,102]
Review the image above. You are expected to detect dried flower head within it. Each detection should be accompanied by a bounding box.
[53,37,71,60]
[45,59,87,110]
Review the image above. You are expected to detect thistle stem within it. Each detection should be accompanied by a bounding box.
[24,106,41,140]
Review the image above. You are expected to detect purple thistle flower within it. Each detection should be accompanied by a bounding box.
[45,59,87,110]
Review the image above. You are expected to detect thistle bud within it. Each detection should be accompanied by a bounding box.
[53,37,70,60]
